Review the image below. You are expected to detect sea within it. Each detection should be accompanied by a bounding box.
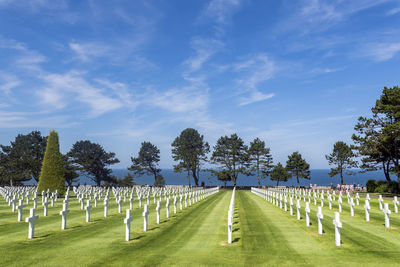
[24,169,397,187]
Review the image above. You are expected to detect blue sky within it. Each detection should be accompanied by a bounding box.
[0,0,399,169]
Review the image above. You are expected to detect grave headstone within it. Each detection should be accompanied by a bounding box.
[142,204,149,232]
[25,208,39,239]
[317,206,323,235]
[332,212,342,246]
[124,209,133,242]
[383,203,391,228]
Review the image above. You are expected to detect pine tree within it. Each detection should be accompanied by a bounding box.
[37,130,65,194]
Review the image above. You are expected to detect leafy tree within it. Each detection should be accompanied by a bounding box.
[248,138,273,188]
[62,154,79,187]
[154,174,166,187]
[211,133,249,187]
[0,131,46,185]
[325,141,357,188]
[68,140,120,186]
[171,128,210,186]
[129,141,161,184]
[210,169,231,187]
[352,86,400,183]
[37,130,65,194]
[269,163,290,186]
[286,151,310,188]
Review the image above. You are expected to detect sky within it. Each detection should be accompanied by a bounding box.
[0,0,399,169]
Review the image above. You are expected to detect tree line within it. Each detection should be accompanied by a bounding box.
[1,85,398,188]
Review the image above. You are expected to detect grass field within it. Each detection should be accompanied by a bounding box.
[1,190,400,266]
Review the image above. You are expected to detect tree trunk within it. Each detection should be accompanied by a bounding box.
[233,177,237,188]
[297,175,300,188]
[340,170,344,189]
[187,169,191,187]
[257,167,260,188]
[192,168,199,186]
[383,161,391,182]
[276,179,279,186]
[10,178,13,186]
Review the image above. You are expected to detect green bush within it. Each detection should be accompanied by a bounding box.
[366,179,378,192]
[37,130,65,195]
[374,184,387,194]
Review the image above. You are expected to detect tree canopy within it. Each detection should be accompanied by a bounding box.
[247,138,273,188]
[211,133,249,187]
[0,131,46,186]
[68,140,119,186]
[286,151,310,187]
[129,141,161,185]
[352,86,400,183]
[171,128,209,186]
[325,141,357,187]
[269,163,290,186]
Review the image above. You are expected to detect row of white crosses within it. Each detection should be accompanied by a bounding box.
[252,187,400,246]
[124,186,220,242]
[228,188,236,244]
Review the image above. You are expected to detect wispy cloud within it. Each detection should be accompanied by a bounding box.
[184,38,224,72]
[202,0,242,25]
[363,42,400,61]
[233,53,276,106]
[310,67,344,75]
[0,72,20,94]
[40,71,125,117]
[69,42,110,62]
[386,7,400,16]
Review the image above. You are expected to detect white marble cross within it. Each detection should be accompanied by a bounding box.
[305,202,310,227]
[129,196,133,210]
[43,197,49,216]
[118,197,122,214]
[284,195,287,212]
[356,193,360,206]
[124,209,133,242]
[378,195,383,210]
[104,198,109,218]
[25,208,39,239]
[180,195,183,211]
[166,198,170,218]
[393,196,398,213]
[364,199,370,222]
[296,199,301,220]
[16,199,26,222]
[80,196,85,210]
[289,197,293,216]
[11,197,17,212]
[320,194,324,207]
[279,194,282,209]
[60,202,69,230]
[228,209,233,244]
[173,196,177,214]
[317,206,323,235]
[349,197,355,217]
[328,194,332,210]
[332,212,342,246]
[383,203,391,228]
[142,204,149,232]
[338,195,342,213]
[85,200,92,222]
[33,195,38,209]
[156,201,161,224]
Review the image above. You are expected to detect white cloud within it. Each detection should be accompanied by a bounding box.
[184,38,224,72]
[151,88,208,113]
[310,67,344,74]
[69,42,110,62]
[233,53,275,106]
[40,71,124,117]
[202,0,242,25]
[239,92,274,106]
[387,7,400,16]
[0,72,20,94]
[364,42,400,61]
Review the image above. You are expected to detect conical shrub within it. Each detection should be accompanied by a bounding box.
[37,130,65,194]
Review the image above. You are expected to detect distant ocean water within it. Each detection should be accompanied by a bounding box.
[25,169,397,187]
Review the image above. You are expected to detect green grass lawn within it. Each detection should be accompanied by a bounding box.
[1,190,400,266]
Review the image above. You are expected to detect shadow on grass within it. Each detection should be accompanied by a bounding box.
[131,235,145,241]
[68,225,83,229]
[233,221,239,225]
[233,227,240,232]
[149,226,160,231]
[36,233,51,238]
[232,237,240,243]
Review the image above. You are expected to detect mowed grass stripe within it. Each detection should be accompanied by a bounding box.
[251,191,400,266]
[0,193,214,266]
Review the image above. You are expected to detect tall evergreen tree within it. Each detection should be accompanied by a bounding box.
[68,140,119,186]
[171,128,209,186]
[248,138,273,188]
[37,130,65,194]
[129,141,161,185]
[286,151,310,188]
[325,141,357,188]
[211,133,249,187]
[269,163,290,186]
[352,86,400,183]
